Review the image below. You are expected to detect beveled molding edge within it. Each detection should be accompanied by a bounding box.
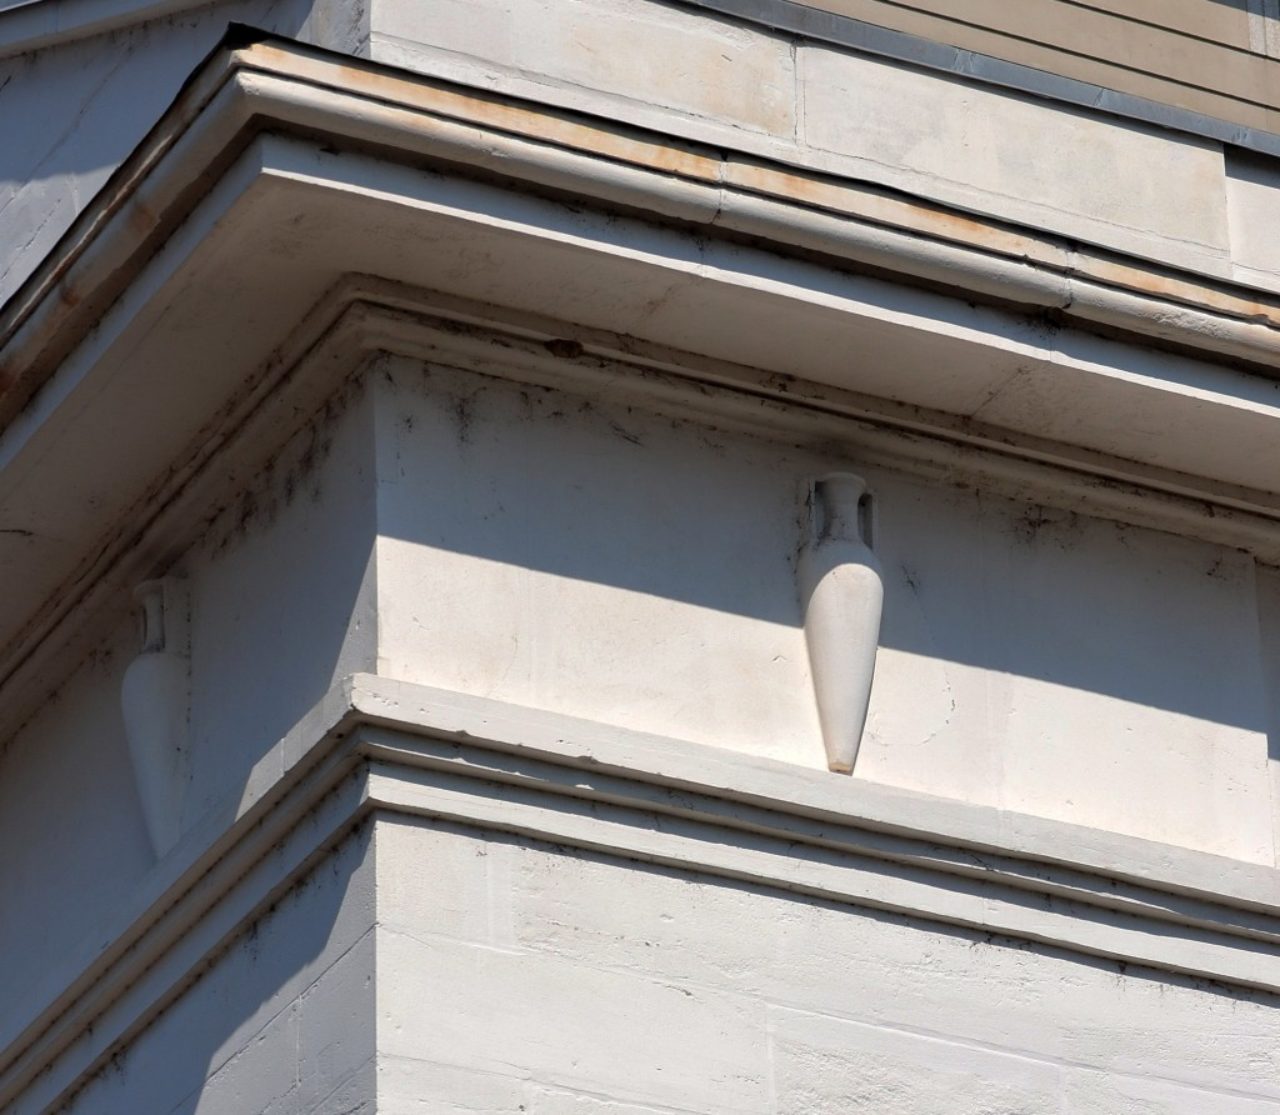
[9,31,1280,432]
[6,671,1280,1111]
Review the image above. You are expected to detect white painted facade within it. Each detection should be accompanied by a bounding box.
[4,1,1280,1111]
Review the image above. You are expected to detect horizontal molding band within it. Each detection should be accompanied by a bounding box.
[685,0,1280,156]
[7,33,1280,434]
[355,291,1280,556]
[6,673,1280,1109]
[344,676,1280,926]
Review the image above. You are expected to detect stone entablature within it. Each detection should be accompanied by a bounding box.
[8,0,1280,306]
[5,10,1280,1114]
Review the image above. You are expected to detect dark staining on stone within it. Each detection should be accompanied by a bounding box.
[608,420,643,446]
[1012,505,1080,550]
[453,393,475,446]
[544,338,585,359]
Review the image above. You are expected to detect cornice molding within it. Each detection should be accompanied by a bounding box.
[9,37,1280,723]
[8,33,1280,430]
[5,673,1280,1111]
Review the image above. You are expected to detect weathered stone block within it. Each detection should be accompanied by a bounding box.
[372,0,796,136]
[799,46,1230,271]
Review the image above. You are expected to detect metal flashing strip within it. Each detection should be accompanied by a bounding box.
[3,0,1280,164]
[680,0,1280,155]
[5,672,1280,1110]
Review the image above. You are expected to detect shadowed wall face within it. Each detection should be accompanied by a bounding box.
[53,817,1280,1114]
[60,823,377,1115]
[0,378,378,1029]
[0,0,369,309]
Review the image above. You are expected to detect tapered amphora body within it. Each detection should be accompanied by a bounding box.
[798,473,884,773]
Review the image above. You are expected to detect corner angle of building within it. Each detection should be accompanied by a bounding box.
[3,0,1280,1110]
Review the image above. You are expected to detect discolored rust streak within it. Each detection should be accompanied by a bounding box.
[724,160,1070,268]
[255,45,722,183]
[1076,252,1280,327]
[125,199,159,239]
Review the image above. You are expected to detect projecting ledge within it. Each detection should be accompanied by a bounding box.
[20,673,1280,1068]
[12,35,1280,743]
[7,670,1280,1107]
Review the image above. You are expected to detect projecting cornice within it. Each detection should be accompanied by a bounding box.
[12,27,1280,404]
[7,29,1280,439]
[8,30,1280,728]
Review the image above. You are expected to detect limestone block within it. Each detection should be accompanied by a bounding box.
[1227,149,1280,291]
[377,1058,527,1115]
[377,820,1280,1106]
[799,46,1230,272]
[294,936,379,1111]
[183,1004,301,1115]
[371,358,827,769]
[301,1061,377,1115]
[57,829,376,1115]
[1063,1072,1280,1115]
[855,472,1275,864]
[376,929,770,1112]
[376,816,518,949]
[770,1005,1064,1113]
[371,0,795,137]
[527,1085,699,1114]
